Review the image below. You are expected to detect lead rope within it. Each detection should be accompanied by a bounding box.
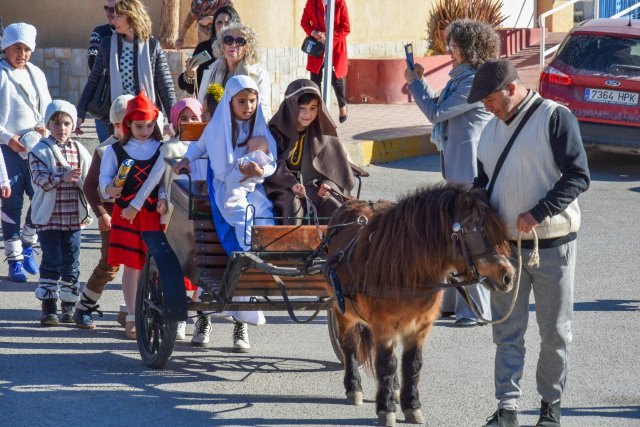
[462,229,539,325]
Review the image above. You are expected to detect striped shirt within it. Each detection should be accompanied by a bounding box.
[30,138,82,231]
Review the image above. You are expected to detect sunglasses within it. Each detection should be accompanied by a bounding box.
[223,35,247,47]
[104,5,115,13]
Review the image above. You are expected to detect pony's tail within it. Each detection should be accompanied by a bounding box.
[354,323,375,373]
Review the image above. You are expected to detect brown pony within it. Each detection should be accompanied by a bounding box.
[326,183,515,427]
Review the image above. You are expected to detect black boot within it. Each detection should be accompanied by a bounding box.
[484,409,519,427]
[536,400,561,426]
[60,302,75,323]
[41,299,59,326]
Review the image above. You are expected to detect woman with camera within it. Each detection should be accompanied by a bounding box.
[404,19,500,327]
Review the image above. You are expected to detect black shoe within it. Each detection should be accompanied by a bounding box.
[484,409,519,427]
[536,400,561,426]
[60,302,75,323]
[41,299,59,327]
[454,317,478,327]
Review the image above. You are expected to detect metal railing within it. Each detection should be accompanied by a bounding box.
[539,0,582,71]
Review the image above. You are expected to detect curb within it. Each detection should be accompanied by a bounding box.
[345,132,437,166]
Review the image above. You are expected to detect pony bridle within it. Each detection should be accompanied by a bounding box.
[449,214,491,286]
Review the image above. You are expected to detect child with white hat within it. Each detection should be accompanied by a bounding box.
[0,22,52,282]
[28,100,92,326]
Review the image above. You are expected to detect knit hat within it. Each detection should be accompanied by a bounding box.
[1,23,37,52]
[170,98,203,135]
[468,59,519,104]
[45,99,78,130]
[121,89,159,135]
[109,94,135,124]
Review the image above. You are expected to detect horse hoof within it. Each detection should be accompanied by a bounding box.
[346,391,363,405]
[377,411,396,427]
[393,389,400,403]
[403,408,425,425]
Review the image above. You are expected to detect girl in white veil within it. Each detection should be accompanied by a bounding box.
[175,75,277,351]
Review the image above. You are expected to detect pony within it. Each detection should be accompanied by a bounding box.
[325,183,516,427]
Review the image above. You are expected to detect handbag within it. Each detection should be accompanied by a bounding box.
[301,0,326,58]
[86,68,111,121]
[301,36,325,58]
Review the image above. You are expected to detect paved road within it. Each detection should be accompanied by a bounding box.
[1,151,639,426]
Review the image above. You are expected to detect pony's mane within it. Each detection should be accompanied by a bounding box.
[347,183,510,297]
[360,183,462,291]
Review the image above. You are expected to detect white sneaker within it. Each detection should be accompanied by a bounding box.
[176,321,187,341]
[232,321,250,353]
[191,315,211,347]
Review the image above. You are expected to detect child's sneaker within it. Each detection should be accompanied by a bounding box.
[21,246,40,275]
[232,321,250,353]
[8,261,28,283]
[60,302,75,323]
[41,299,59,326]
[176,321,187,341]
[191,315,211,347]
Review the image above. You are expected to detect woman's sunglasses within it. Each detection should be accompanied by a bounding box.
[223,35,247,47]
[104,5,115,13]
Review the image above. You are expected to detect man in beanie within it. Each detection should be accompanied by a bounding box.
[469,59,590,427]
[74,94,134,329]
[29,100,92,326]
[0,22,52,282]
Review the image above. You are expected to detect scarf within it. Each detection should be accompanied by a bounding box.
[109,33,155,104]
[198,57,252,104]
[430,63,475,151]
[198,74,277,181]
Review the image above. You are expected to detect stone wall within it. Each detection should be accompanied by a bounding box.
[30,39,429,112]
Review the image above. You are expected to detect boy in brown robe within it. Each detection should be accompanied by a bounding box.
[265,79,355,224]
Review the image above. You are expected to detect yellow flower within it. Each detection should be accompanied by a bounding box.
[207,83,224,103]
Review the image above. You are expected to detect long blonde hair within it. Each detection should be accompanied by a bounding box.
[115,0,153,40]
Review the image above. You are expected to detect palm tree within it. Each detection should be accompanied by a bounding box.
[159,0,181,49]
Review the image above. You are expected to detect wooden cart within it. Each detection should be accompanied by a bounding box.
[135,125,364,368]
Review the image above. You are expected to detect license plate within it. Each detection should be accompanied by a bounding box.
[584,88,638,106]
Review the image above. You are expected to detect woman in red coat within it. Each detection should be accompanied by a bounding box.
[300,0,350,123]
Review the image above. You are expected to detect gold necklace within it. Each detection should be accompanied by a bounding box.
[289,134,304,166]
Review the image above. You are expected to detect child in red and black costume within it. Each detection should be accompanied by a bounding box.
[99,90,168,340]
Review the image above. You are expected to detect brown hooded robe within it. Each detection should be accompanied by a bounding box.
[265,79,355,225]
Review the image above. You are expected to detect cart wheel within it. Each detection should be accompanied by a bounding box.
[327,308,345,365]
[136,256,177,369]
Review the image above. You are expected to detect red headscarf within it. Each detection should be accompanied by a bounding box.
[121,89,159,135]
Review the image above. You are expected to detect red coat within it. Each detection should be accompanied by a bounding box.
[300,0,350,78]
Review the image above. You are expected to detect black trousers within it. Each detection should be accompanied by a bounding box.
[310,68,347,109]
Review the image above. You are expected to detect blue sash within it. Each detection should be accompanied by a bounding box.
[207,167,242,255]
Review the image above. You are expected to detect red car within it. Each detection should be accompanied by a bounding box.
[539,18,640,154]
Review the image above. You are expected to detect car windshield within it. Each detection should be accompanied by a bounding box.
[557,34,640,75]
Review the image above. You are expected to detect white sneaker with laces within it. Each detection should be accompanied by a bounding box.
[191,315,211,347]
[232,321,250,353]
[176,321,187,341]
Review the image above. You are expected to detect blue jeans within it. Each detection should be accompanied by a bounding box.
[37,229,81,285]
[491,240,576,410]
[1,145,34,250]
[95,118,111,143]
